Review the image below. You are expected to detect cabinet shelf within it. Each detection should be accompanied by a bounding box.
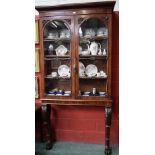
[45,76,70,80]
[46,94,71,97]
[80,36,108,43]
[45,55,71,60]
[44,38,70,42]
[46,55,70,58]
[79,77,107,79]
[45,57,71,60]
[79,55,107,60]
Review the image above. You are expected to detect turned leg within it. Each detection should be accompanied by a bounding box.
[104,107,112,155]
[41,104,53,149]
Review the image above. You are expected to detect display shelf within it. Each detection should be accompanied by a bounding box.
[45,76,70,79]
[46,94,71,97]
[79,55,107,60]
[79,76,107,79]
[44,55,71,60]
[79,36,108,43]
[43,38,70,42]
[45,55,70,58]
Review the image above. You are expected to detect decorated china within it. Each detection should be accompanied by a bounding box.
[58,65,70,77]
[55,45,68,56]
[81,50,90,56]
[89,42,101,55]
[97,27,108,36]
[84,28,95,37]
[100,70,107,77]
[97,28,105,36]
[79,62,85,77]
[48,31,58,39]
[85,64,98,77]
[60,29,70,38]
[51,72,57,77]
[103,49,107,55]
[48,44,54,54]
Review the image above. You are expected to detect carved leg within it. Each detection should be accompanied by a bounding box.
[104,107,112,155]
[41,104,53,150]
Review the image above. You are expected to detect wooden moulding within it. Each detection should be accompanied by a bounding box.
[35,48,40,72]
[35,20,39,44]
[35,76,39,98]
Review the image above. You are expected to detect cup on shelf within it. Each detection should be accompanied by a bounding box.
[100,71,107,77]
[96,72,101,77]
[51,72,57,77]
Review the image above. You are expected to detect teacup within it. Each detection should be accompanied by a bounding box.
[96,72,101,77]
[79,72,85,77]
[100,71,107,77]
[51,72,57,77]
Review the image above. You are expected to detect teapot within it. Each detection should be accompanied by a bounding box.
[89,41,100,55]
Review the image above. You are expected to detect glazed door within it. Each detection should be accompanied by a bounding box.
[40,16,76,99]
[75,14,112,99]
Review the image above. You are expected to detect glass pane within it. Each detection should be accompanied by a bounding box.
[78,18,108,97]
[43,20,71,97]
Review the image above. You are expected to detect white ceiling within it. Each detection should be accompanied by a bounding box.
[35,0,119,11]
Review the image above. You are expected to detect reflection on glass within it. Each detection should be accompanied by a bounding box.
[78,18,108,97]
[43,20,72,96]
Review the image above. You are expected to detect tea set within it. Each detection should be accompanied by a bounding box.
[47,29,70,39]
[48,44,68,56]
[79,62,107,78]
[81,27,108,38]
[47,31,59,39]
[79,88,107,96]
[48,65,70,78]
[48,88,71,96]
[79,41,107,56]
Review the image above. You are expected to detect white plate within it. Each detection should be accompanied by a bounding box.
[55,45,68,56]
[85,64,98,77]
[58,65,70,77]
[79,62,85,76]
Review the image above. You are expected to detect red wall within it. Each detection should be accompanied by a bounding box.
[35,12,119,144]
